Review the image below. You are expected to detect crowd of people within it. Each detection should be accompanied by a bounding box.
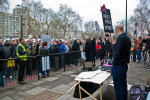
[1,25,149,99]
[0,33,114,86]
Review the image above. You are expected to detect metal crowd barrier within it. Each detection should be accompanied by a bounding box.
[0,51,81,87]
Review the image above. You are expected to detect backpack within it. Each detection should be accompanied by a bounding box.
[130,85,143,100]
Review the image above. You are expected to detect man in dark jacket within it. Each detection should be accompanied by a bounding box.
[52,41,60,71]
[71,38,80,67]
[3,39,13,78]
[104,34,112,57]
[99,35,106,65]
[111,25,131,100]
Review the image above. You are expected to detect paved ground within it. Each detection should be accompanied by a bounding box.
[0,60,150,100]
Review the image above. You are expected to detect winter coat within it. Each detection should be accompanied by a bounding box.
[136,40,143,50]
[38,46,49,55]
[96,44,101,52]
[35,44,40,55]
[59,43,66,53]
[2,44,13,58]
[91,40,96,51]
[84,43,92,62]
[71,40,80,59]
[142,38,150,49]
[52,45,60,54]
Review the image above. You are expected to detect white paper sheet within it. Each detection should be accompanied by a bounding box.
[42,56,50,71]
[81,51,86,60]
[75,70,111,84]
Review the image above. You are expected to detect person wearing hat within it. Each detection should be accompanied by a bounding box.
[2,39,13,79]
[58,40,66,69]
[31,40,37,71]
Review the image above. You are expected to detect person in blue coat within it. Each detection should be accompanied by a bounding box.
[58,40,66,69]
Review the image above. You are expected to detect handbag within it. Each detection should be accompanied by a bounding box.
[7,59,15,68]
[85,61,92,68]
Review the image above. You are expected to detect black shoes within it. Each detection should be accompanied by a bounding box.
[18,81,26,84]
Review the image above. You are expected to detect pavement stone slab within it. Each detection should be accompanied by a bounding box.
[0,89,16,98]
[55,94,72,100]
[10,92,31,100]
[42,77,58,82]
[25,90,61,100]
[25,87,47,95]
[67,81,76,86]
[52,84,72,94]
[14,84,35,91]
[61,71,74,75]
[38,81,60,89]
[1,96,14,100]
[29,80,46,85]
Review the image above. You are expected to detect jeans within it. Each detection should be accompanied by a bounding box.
[137,50,141,62]
[111,65,128,100]
[4,61,13,76]
[0,72,4,87]
[72,59,78,66]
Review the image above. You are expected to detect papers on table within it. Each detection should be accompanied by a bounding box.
[75,70,111,84]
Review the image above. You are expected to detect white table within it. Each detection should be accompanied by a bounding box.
[66,70,111,100]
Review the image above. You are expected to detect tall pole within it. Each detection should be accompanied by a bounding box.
[126,0,127,35]
[141,15,142,37]
[21,6,23,37]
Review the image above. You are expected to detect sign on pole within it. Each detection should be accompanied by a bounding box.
[41,35,51,48]
[101,6,114,33]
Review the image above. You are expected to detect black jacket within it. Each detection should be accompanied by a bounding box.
[71,40,80,59]
[2,44,13,58]
[91,40,96,51]
[105,38,112,54]
[35,44,40,55]
[142,38,150,49]
[52,45,60,53]
[84,43,92,62]
[99,37,106,50]
[113,33,131,66]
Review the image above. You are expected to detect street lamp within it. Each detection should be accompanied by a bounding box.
[125,0,127,35]
[17,4,23,37]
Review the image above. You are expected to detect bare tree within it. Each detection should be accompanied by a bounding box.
[22,0,43,36]
[84,21,96,34]
[0,0,9,11]
[57,4,82,39]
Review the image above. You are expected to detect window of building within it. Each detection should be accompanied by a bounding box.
[13,17,15,20]
[9,16,12,20]
[16,17,19,21]
[6,15,8,19]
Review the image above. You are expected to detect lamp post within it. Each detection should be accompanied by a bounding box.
[125,0,127,35]
[17,4,23,37]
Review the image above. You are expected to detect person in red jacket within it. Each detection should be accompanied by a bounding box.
[96,41,101,59]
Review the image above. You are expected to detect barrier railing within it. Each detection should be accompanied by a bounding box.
[0,51,81,87]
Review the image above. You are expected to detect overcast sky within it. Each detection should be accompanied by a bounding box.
[9,0,140,28]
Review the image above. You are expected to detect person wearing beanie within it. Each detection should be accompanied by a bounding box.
[58,40,66,69]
